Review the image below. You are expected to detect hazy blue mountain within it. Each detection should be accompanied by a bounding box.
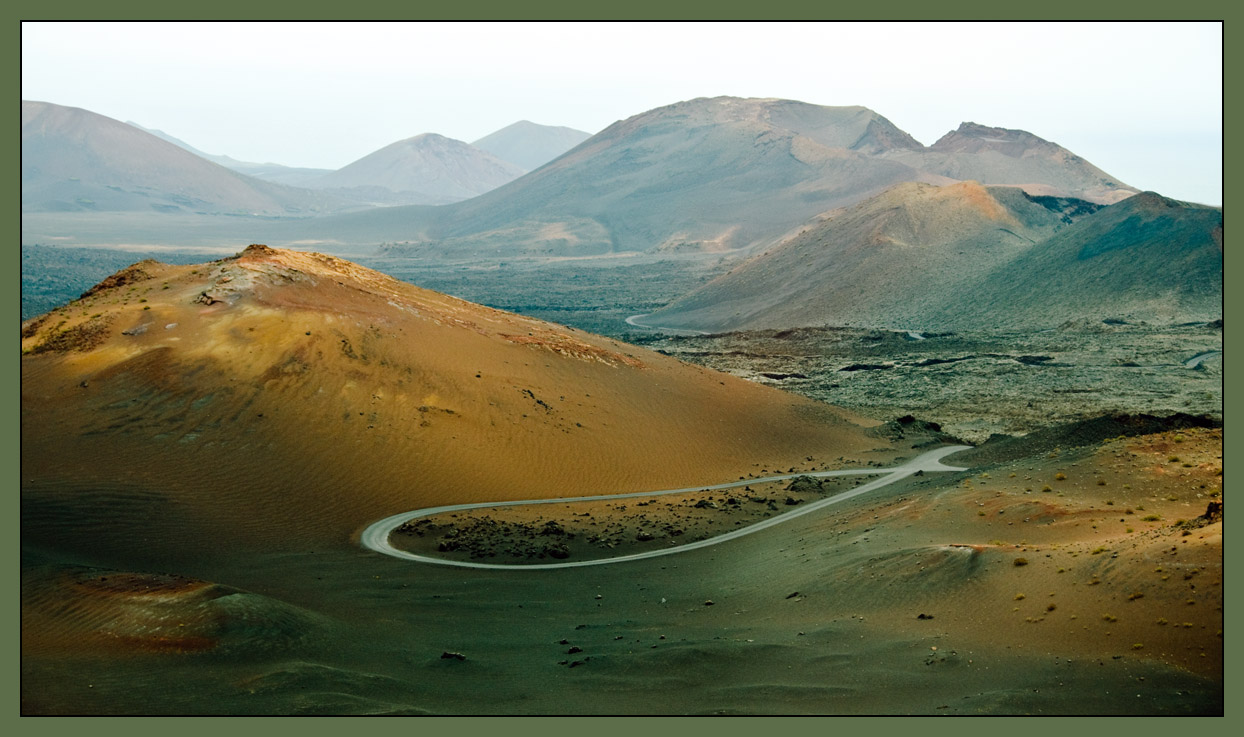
[471,120,592,170]
[24,101,351,216]
[304,133,527,206]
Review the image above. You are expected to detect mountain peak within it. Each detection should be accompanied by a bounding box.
[471,121,592,171]
[930,122,1054,157]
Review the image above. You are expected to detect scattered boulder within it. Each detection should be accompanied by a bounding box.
[839,363,892,372]
[440,651,466,661]
[544,544,570,559]
[539,521,566,536]
[786,476,823,494]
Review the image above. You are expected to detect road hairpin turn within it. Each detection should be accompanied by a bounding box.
[361,445,971,570]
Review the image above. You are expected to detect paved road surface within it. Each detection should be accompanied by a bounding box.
[360,445,971,570]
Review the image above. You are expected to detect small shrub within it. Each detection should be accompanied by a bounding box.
[1014,593,1026,600]
[1014,558,1029,567]
[1142,515,1161,522]
[1103,614,1118,623]
[1055,473,1067,481]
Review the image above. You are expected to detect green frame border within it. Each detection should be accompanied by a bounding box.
[8,4,1234,731]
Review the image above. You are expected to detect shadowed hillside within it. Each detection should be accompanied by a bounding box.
[926,192,1223,329]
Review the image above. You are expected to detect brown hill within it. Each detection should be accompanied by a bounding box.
[884,122,1138,204]
[649,185,1219,333]
[925,191,1223,329]
[647,181,1102,332]
[21,101,352,217]
[20,245,885,561]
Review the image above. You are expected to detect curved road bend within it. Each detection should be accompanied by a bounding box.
[360,445,971,570]
[1185,350,1221,369]
[624,313,711,336]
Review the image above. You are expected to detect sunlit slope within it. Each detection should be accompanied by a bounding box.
[651,185,1219,332]
[649,181,1097,331]
[883,122,1138,205]
[21,245,885,556]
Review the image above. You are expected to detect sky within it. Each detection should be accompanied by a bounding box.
[22,21,1223,205]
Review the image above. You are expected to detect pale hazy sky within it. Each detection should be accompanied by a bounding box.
[22,21,1222,205]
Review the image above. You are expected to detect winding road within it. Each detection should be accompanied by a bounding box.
[360,445,971,570]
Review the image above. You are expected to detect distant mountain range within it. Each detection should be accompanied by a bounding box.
[26,95,1213,332]
[128,115,590,205]
[323,96,1139,260]
[24,96,1139,255]
[126,122,334,187]
[22,100,355,217]
[647,184,1221,331]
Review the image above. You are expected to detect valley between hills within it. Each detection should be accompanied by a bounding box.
[20,95,1222,715]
